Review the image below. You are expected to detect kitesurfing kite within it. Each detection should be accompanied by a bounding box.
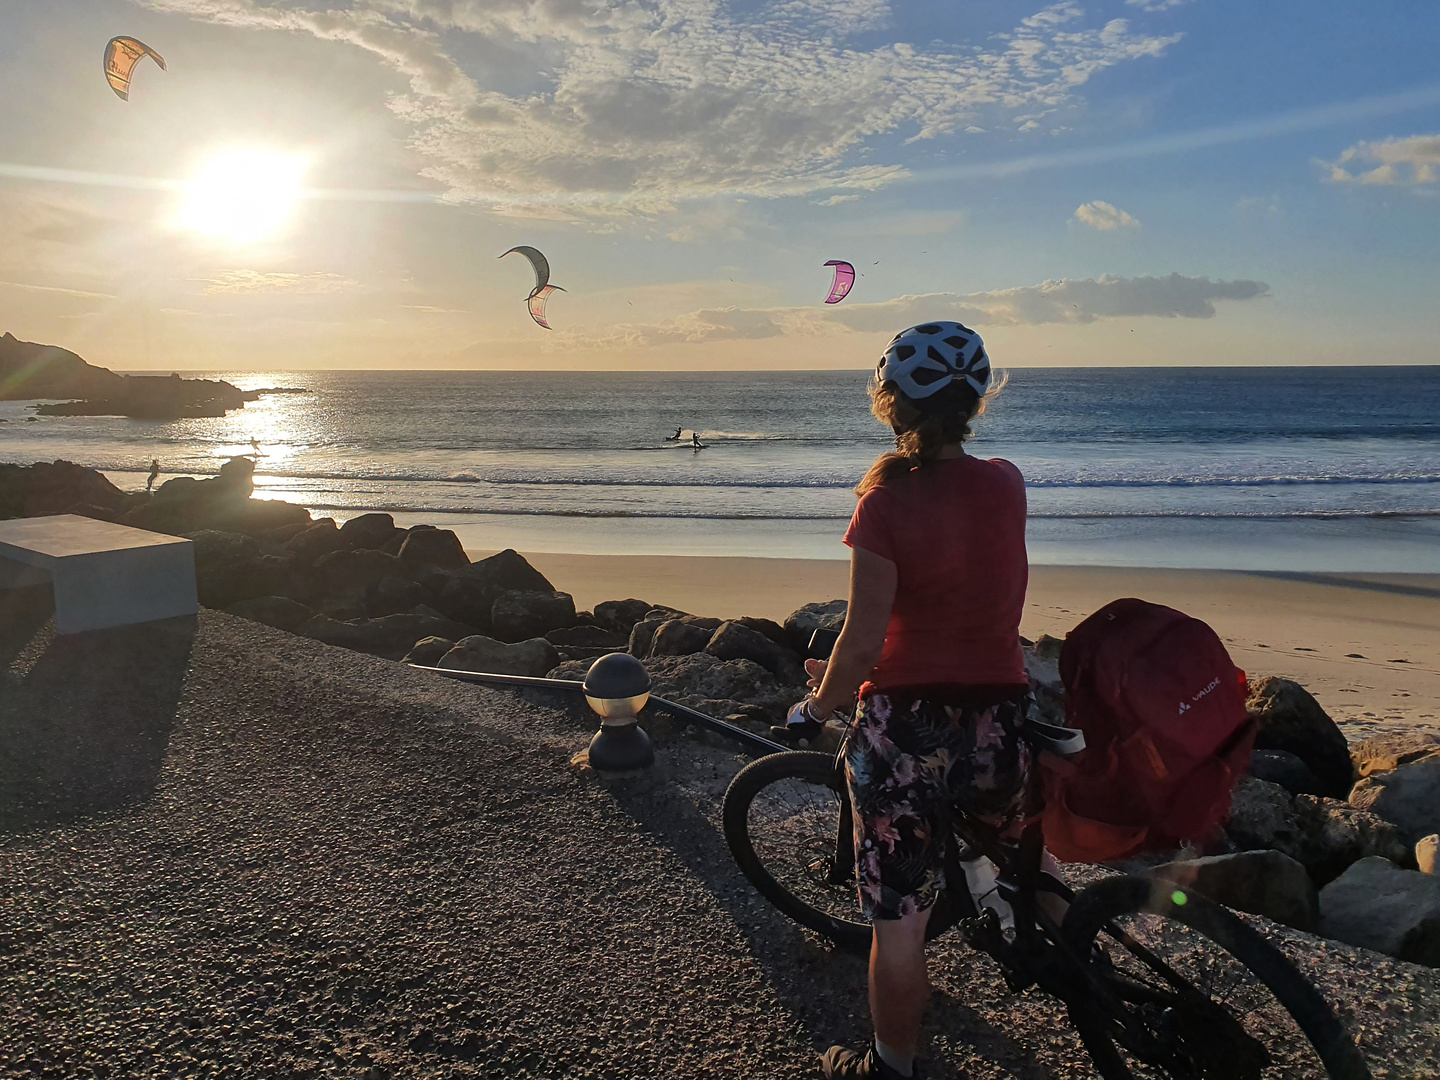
[527,285,565,330]
[500,246,552,296]
[501,245,566,329]
[104,36,166,100]
[823,260,855,304]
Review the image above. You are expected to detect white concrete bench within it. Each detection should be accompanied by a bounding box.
[0,514,197,634]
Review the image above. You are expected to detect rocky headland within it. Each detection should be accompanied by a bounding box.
[0,332,302,419]
[2,455,1439,975]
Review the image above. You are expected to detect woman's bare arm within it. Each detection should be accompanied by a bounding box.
[811,545,897,716]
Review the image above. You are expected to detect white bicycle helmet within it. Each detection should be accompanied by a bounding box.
[876,321,989,400]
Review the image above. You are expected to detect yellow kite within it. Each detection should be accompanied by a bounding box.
[104,37,166,101]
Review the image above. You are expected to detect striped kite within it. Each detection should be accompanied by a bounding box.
[527,285,566,330]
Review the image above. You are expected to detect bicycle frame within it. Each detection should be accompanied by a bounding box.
[814,745,1212,1071]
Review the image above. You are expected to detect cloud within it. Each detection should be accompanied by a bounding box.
[555,272,1269,346]
[1323,133,1440,186]
[0,280,115,299]
[142,0,1182,216]
[200,270,359,294]
[1072,199,1141,230]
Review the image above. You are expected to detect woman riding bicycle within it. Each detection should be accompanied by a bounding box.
[783,321,1034,1079]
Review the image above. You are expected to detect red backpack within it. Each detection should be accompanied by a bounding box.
[1041,598,1255,864]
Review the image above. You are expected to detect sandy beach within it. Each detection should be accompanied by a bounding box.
[513,553,1440,741]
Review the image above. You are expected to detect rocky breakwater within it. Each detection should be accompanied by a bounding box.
[0,456,312,536]
[1156,679,1440,968]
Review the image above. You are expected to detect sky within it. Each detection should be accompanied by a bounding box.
[0,0,1437,372]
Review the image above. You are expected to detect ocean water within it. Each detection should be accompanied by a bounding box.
[2,367,1438,570]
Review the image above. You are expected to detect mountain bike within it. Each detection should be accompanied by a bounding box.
[722,744,1371,1080]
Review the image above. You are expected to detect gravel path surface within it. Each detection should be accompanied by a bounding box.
[2,610,1436,1078]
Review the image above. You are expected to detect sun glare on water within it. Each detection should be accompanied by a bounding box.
[176,148,307,245]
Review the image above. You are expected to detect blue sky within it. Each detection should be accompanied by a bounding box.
[0,0,1437,370]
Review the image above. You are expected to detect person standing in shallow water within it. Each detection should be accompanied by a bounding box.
[145,458,160,492]
[779,322,1035,1080]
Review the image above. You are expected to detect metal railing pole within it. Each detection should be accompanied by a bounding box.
[407,663,789,759]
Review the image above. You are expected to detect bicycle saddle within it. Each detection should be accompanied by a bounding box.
[1023,717,1086,756]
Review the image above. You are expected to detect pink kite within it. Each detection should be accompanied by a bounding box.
[823,260,855,304]
[527,284,565,329]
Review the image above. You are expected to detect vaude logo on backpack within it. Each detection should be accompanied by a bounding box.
[1040,598,1256,864]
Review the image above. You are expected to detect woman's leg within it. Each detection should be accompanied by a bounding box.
[870,906,933,1065]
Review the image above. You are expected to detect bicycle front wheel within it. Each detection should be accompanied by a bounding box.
[722,750,873,954]
[1063,874,1370,1080]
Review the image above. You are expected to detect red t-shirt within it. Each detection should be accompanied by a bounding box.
[843,455,1028,689]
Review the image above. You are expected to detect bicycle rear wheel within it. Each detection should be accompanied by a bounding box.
[1062,875,1370,1080]
[722,750,873,954]
[723,750,965,955]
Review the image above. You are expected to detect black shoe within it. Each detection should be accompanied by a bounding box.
[769,716,824,747]
[819,1043,915,1079]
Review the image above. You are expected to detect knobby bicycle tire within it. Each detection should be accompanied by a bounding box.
[722,750,962,956]
[1061,875,1371,1080]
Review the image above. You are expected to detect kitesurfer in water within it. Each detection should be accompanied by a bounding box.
[667,427,683,441]
[691,431,705,450]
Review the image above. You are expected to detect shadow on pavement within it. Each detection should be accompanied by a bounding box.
[0,604,196,832]
[603,754,1064,1080]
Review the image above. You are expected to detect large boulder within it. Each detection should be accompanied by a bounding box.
[367,575,432,617]
[643,652,795,718]
[628,617,664,659]
[402,636,455,667]
[1245,677,1353,799]
[735,616,789,647]
[1419,835,1439,875]
[783,600,847,652]
[398,527,470,570]
[464,548,554,595]
[438,635,560,678]
[299,612,476,661]
[545,625,628,649]
[123,457,312,537]
[1249,749,1325,797]
[1318,857,1440,967]
[187,530,294,608]
[283,519,345,564]
[1156,850,1318,932]
[593,599,654,636]
[1350,757,1440,847]
[490,590,576,643]
[224,595,313,633]
[1351,732,1440,779]
[0,460,136,520]
[432,575,497,635]
[314,549,413,597]
[338,512,400,551]
[186,528,260,566]
[651,619,713,658]
[706,620,790,678]
[1226,776,1411,884]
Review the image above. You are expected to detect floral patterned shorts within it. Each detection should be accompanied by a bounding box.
[844,686,1036,921]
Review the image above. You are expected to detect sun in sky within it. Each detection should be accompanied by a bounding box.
[174,148,308,246]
